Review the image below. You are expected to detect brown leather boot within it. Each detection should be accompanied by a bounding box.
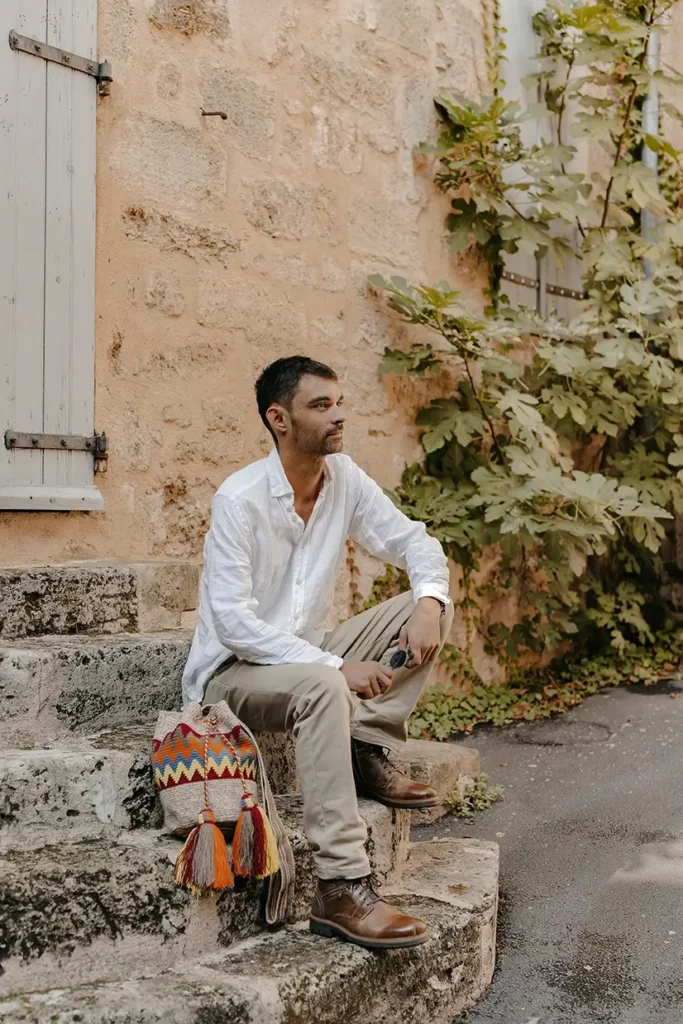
[351,739,439,809]
[309,876,429,949]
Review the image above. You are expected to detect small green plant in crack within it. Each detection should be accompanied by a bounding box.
[445,774,503,819]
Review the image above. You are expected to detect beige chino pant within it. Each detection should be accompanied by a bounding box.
[203,592,454,880]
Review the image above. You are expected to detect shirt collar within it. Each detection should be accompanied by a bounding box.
[266,447,293,498]
[265,447,331,499]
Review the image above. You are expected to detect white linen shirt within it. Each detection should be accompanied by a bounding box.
[181,448,451,705]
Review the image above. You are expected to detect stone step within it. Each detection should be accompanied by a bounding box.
[404,738,480,826]
[0,631,193,746]
[0,798,409,997]
[0,728,299,851]
[0,560,200,641]
[1,838,498,1024]
[0,730,477,851]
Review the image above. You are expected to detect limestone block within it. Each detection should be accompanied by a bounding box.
[111,115,227,209]
[0,732,160,852]
[341,0,431,57]
[201,67,275,160]
[230,0,300,65]
[132,561,201,632]
[321,257,346,292]
[348,190,420,264]
[310,314,345,348]
[122,206,241,267]
[242,176,338,241]
[143,269,185,316]
[0,632,192,745]
[0,562,200,641]
[434,0,487,94]
[4,839,498,1022]
[301,46,397,153]
[149,0,231,39]
[312,106,362,174]
[243,248,318,287]
[0,729,300,853]
[156,62,182,99]
[404,737,480,825]
[162,404,193,428]
[0,803,405,995]
[0,563,137,641]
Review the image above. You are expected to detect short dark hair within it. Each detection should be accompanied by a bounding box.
[255,355,338,440]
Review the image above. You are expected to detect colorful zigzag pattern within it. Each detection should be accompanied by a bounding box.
[152,722,258,790]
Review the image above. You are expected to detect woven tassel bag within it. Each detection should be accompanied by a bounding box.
[152,701,295,925]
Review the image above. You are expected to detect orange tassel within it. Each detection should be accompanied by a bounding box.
[233,794,280,880]
[174,808,234,894]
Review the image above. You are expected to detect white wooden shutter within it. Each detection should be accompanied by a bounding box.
[498,0,585,316]
[0,0,102,510]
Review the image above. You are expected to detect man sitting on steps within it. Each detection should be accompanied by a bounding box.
[182,355,454,950]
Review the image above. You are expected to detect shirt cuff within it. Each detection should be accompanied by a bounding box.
[322,652,344,670]
[413,586,451,609]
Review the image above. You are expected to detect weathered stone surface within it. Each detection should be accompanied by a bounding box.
[144,270,186,317]
[0,563,137,641]
[122,206,241,267]
[0,747,150,852]
[404,738,480,825]
[201,67,276,159]
[149,0,231,39]
[301,48,396,153]
[1,839,498,1021]
[0,729,301,851]
[434,0,487,93]
[312,106,362,174]
[242,176,338,241]
[111,116,227,209]
[133,562,200,632]
[0,632,192,746]
[321,257,346,292]
[0,562,200,640]
[342,0,431,57]
[0,802,405,995]
[348,190,420,264]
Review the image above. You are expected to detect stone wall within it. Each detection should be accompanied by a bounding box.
[1,0,488,568]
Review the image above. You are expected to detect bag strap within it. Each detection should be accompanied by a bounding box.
[209,715,295,926]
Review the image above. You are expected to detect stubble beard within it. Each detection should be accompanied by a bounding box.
[291,419,343,456]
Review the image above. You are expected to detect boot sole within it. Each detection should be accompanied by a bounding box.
[309,916,430,949]
[355,788,440,810]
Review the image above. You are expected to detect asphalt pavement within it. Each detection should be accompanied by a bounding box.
[417,677,683,1024]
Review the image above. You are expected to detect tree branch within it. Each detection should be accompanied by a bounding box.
[600,16,655,230]
[435,312,506,463]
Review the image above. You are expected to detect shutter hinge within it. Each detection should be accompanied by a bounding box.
[8,31,113,96]
[5,431,109,473]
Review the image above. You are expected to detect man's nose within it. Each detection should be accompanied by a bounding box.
[332,409,345,424]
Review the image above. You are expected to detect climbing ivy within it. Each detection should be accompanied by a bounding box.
[372,0,683,666]
[410,628,683,740]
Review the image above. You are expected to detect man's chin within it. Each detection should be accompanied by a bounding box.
[322,434,344,454]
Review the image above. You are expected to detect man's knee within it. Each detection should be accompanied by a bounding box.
[301,665,353,712]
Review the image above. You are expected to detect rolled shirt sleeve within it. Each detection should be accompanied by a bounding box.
[207,494,343,669]
[348,464,451,607]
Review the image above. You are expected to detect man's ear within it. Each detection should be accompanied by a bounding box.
[266,403,288,439]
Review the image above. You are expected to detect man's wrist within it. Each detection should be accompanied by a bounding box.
[417,596,443,616]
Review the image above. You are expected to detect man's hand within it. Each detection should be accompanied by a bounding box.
[399,598,443,667]
[341,661,393,699]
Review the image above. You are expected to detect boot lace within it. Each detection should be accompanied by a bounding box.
[347,874,382,909]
